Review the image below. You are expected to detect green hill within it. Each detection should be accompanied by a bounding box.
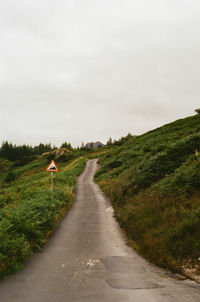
[95,114,200,274]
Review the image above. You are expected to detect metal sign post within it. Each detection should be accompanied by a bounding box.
[46,160,58,192]
[51,171,54,192]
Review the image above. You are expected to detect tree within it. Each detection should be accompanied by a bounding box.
[195,108,200,115]
[107,137,113,145]
[0,142,53,161]
[60,142,72,150]
[0,141,15,161]
[34,143,52,155]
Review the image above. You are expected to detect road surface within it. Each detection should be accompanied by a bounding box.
[1,159,200,302]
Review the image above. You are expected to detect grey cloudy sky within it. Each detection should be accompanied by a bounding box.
[0,0,200,147]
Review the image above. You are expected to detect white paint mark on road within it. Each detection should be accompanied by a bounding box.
[86,259,100,268]
[105,206,114,213]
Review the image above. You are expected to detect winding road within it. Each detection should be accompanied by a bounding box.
[1,159,200,301]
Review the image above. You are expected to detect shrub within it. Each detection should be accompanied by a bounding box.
[46,153,56,162]
[95,158,123,178]
[167,213,200,258]
[56,153,75,163]
[11,155,37,168]
[4,171,16,183]
[130,133,200,191]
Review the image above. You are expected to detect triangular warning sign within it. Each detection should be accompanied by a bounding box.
[46,160,58,172]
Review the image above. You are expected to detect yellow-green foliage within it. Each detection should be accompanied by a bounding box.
[0,156,87,279]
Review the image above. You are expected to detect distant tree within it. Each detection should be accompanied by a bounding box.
[34,143,52,155]
[195,108,200,115]
[107,137,113,145]
[0,142,53,161]
[61,142,73,150]
[112,132,135,146]
[126,132,133,139]
[0,141,23,161]
[0,141,13,160]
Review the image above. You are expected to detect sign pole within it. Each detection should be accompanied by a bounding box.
[46,160,58,192]
[51,171,53,192]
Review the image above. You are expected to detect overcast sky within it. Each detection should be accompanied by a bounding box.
[0,0,199,147]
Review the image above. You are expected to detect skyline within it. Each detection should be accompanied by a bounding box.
[0,111,198,148]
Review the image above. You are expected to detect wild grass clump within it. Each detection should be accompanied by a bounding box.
[0,190,66,277]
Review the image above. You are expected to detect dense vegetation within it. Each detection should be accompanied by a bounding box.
[0,154,87,279]
[95,114,200,273]
[0,142,53,161]
[0,140,104,163]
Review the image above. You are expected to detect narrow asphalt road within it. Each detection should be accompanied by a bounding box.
[1,159,200,302]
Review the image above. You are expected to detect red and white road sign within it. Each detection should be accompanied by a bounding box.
[46,160,58,172]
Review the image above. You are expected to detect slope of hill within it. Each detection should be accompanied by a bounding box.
[95,114,200,275]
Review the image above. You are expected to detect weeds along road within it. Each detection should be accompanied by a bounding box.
[1,159,200,302]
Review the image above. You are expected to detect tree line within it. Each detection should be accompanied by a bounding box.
[0,141,73,162]
[106,133,135,146]
[0,133,135,162]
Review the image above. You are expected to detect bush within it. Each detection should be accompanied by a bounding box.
[4,171,16,183]
[46,153,56,162]
[195,108,200,115]
[95,158,123,178]
[56,153,75,163]
[11,155,37,168]
[167,213,200,258]
[0,189,69,278]
[130,133,200,191]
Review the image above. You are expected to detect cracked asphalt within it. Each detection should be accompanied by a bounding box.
[1,159,200,301]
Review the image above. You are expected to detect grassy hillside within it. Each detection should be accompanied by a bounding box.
[95,114,200,274]
[0,154,87,279]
